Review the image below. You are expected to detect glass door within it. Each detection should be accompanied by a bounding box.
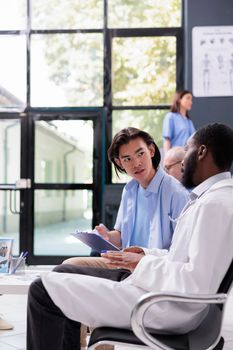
[27,109,105,264]
[0,116,24,256]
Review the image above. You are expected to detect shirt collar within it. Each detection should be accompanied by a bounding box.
[145,166,165,195]
[191,172,231,199]
[125,166,165,195]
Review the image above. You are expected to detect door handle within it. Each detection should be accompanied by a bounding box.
[4,179,31,214]
[9,190,21,214]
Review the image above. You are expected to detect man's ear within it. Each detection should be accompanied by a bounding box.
[114,157,123,169]
[198,145,207,160]
[149,144,155,157]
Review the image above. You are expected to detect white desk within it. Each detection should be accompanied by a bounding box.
[0,271,42,294]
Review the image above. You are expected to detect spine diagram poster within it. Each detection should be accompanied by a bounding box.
[192,26,233,97]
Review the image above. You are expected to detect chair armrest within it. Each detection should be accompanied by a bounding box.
[131,292,227,350]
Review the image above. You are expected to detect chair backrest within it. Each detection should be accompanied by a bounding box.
[188,258,233,349]
[218,259,233,293]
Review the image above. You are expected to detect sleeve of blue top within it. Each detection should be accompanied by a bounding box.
[162,113,174,139]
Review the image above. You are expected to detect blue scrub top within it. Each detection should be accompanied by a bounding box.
[162,112,196,147]
[114,167,190,250]
[129,185,150,248]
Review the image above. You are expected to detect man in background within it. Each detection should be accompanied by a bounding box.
[163,146,185,181]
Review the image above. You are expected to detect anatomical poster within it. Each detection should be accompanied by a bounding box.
[192,26,233,97]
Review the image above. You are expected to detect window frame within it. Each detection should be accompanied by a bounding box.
[0,0,184,261]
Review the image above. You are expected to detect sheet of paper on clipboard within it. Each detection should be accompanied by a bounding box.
[71,230,120,253]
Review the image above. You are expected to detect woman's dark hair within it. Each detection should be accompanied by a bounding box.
[193,123,233,171]
[108,127,161,176]
[170,90,192,118]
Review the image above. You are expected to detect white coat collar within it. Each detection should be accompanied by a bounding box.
[191,172,232,199]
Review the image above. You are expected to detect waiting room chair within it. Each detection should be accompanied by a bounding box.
[88,259,233,350]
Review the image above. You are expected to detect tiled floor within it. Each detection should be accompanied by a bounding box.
[0,277,233,350]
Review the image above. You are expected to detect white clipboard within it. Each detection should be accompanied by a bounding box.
[71,231,120,253]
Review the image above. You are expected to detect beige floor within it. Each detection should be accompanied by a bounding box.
[0,282,233,350]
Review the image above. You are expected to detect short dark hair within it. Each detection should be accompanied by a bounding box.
[108,127,161,176]
[170,90,192,118]
[193,123,233,170]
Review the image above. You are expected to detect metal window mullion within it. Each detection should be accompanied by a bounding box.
[104,0,113,184]
[110,27,181,38]
[30,29,102,34]
[27,0,31,108]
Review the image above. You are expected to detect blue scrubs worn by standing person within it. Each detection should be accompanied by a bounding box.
[163,90,195,154]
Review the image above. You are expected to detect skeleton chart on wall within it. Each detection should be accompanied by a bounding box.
[192,26,233,97]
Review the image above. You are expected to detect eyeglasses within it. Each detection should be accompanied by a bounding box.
[164,160,182,173]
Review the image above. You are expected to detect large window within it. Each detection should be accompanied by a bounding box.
[108,0,181,28]
[0,0,182,120]
[30,34,103,107]
[112,36,176,106]
[35,120,93,184]
[0,0,182,262]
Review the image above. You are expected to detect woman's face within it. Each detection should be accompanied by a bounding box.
[179,93,193,111]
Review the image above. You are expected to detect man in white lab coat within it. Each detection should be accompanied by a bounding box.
[27,123,233,350]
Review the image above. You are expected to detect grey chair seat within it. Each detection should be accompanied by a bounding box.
[89,326,189,350]
[88,304,224,350]
[88,259,233,350]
